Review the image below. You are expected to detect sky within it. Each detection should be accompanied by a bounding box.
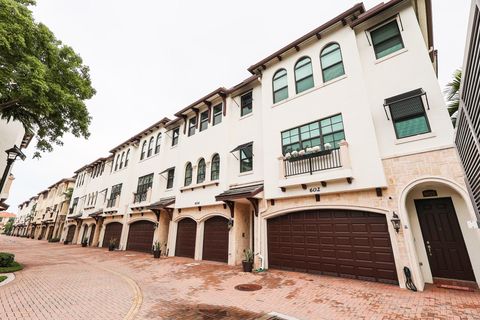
[7,0,471,212]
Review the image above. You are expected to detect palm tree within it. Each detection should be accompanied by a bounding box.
[444,69,462,115]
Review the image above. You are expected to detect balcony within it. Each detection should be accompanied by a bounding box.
[132,187,152,204]
[283,148,341,177]
[278,141,352,189]
[106,198,116,208]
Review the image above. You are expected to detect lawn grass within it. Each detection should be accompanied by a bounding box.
[0,275,7,282]
[0,261,23,273]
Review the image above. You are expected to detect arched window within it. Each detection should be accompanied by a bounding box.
[125,149,130,167]
[155,133,162,154]
[115,154,120,171]
[184,162,192,186]
[197,158,206,183]
[140,141,147,160]
[320,43,345,82]
[211,154,220,180]
[295,57,314,93]
[147,137,154,157]
[272,69,288,103]
[119,152,125,169]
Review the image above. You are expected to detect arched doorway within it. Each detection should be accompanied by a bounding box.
[202,216,229,263]
[66,225,76,243]
[102,222,122,249]
[267,209,398,284]
[126,220,155,253]
[402,179,479,287]
[175,218,197,259]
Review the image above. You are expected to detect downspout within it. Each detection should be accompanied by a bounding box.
[255,196,269,270]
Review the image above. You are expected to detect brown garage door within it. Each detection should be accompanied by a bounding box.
[203,216,229,263]
[267,209,398,284]
[102,222,123,249]
[175,218,197,258]
[126,221,155,253]
[66,225,76,243]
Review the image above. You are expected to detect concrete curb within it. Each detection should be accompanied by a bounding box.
[0,273,16,287]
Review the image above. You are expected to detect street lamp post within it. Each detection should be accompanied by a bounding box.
[0,145,26,195]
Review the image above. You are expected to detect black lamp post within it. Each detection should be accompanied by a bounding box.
[0,145,26,195]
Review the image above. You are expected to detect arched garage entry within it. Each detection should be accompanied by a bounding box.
[267,209,398,284]
[126,220,155,253]
[102,222,123,249]
[202,216,229,263]
[66,225,76,243]
[175,218,197,259]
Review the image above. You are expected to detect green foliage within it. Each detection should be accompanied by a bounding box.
[0,261,23,272]
[444,69,461,116]
[0,0,96,157]
[63,187,73,201]
[0,275,7,282]
[48,237,60,242]
[243,248,254,262]
[0,252,14,267]
[2,217,14,234]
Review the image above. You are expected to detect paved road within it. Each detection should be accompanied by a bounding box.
[1,236,480,320]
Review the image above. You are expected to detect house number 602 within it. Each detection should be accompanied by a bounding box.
[309,187,321,193]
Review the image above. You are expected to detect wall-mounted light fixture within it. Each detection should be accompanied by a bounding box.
[391,212,401,233]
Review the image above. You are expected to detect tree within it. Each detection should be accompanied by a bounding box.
[3,217,14,235]
[0,0,96,157]
[444,69,462,116]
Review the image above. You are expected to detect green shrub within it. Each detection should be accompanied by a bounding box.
[0,275,7,282]
[0,261,23,273]
[48,238,60,243]
[0,253,14,267]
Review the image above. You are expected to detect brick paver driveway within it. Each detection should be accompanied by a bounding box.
[1,236,479,320]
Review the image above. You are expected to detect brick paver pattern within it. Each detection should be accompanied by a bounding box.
[1,236,479,320]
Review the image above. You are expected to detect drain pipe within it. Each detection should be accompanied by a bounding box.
[255,197,269,271]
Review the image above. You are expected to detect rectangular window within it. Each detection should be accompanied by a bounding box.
[135,173,153,203]
[108,183,122,207]
[212,104,222,125]
[371,20,404,59]
[240,144,253,173]
[199,110,209,132]
[240,91,253,117]
[281,114,345,154]
[390,96,430,139]
[166,168,175,189]
[171,127,179,146]
[188,117,196,136]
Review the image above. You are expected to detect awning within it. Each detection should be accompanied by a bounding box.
[230,141,253,153]
[0,200,9,211]
[147,197,175,211]
[89,209,103,217]
[159,167,175,174]
[383,88,430,120]
[215,183,263,201]
[67,213,82,220]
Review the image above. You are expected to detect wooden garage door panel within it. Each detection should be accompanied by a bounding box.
[66,225,76,243]
[126,221,155,253]
[267,209,398,284]
[203,216,229,263]
[102,222,122,248]
[175,218,197,259]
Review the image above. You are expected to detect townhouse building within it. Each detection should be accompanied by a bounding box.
[11,0,472,292]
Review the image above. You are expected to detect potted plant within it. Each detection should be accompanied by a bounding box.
[153,241,161,259]
[242,248,254,272]
[63,239,69,245]
[81,237,88,247]
[108,238,117,251]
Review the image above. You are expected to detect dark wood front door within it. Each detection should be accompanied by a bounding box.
[102,222,122,248]
[126,221,155,253]
[88,225,96,246]
[175,218,197,258]
[46,226,54,240]
[66,225,76,243]
[415,198,475,281]
[267,209,398,284]
[203,216,229,263]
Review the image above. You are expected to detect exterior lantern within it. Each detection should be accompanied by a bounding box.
[0,145,26,194]
[391,212,401,233]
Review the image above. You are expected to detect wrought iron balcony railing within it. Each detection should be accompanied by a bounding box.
[284,148,342,177]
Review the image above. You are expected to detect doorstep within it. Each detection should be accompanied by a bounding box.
[434,277,478,292]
